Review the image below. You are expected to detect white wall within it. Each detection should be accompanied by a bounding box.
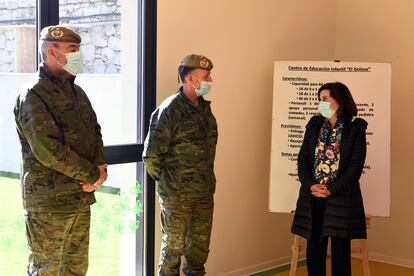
[336,0,414,267]
[156,0,414,273]
[157,0,337,274]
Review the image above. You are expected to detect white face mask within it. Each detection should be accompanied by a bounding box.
[318,101,336,119]
[54,49,83,76]
[195,80,212,97]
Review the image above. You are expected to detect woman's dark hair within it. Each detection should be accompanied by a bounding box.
[318,82,358,117]
[178,66,195,83]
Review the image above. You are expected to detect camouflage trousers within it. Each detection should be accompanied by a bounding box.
[24,206,91,276]
[159,196,214,276]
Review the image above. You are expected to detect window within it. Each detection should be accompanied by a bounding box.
[0,0,36,73]
[59,0,121,74]
[0,1,37,273]
[0,0,156,275]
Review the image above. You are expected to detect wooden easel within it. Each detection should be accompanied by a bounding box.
[289,216,371,276]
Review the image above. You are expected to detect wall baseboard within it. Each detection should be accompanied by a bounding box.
[352,252,414,269]
[217,254,305,276]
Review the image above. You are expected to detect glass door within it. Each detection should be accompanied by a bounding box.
[58,1,137,273]
[0,0,37,273]
[0,0,156,275]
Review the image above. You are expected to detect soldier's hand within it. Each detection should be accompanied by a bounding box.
[80,164,108,192]
[80,183,96,192]
[95,164,108,185]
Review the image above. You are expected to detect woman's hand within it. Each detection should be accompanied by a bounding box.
[310,184,331,198]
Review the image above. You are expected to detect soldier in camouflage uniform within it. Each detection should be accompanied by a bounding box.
[143,54,218,276]
[14,25,108,276]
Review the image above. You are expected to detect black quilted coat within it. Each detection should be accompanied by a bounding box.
[291,115,368,240]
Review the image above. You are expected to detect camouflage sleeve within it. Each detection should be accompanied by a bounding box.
[17,90,100,183]
[206,106,218,165]
[94,123,106,165]
[78,86,106,165]
[142,107,172,181]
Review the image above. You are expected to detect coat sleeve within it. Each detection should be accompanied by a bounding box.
[206,105,218,166]
[297,118,317,190]
[16,91,100,183]
[79,87,106,166]
[94,122,106,165]
[142,107,172,181]
[326,119,367,195]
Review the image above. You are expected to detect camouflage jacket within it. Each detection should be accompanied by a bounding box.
[143,89,218,198]
[14,64,105,211]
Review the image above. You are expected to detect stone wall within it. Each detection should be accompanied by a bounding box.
[0,0,35,24]
[75,23,121,74]
[0,0,121,24]
[60,0,120,23]
[0,26,16,72]
[0,0,121,73]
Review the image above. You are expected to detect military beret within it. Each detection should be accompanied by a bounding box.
[180,54,213,71]
[40,25,81,44]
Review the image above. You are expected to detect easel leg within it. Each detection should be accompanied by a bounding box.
[290,235,301,276]
[360,239,371,276]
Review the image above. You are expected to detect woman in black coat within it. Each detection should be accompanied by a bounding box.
[291,82,367,276]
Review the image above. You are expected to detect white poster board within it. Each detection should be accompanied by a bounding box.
[269,61,391,217]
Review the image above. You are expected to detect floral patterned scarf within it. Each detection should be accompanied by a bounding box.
[314,119,344,185]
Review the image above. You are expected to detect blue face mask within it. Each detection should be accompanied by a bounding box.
[318,101,336,119]
[195,81,212,97]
